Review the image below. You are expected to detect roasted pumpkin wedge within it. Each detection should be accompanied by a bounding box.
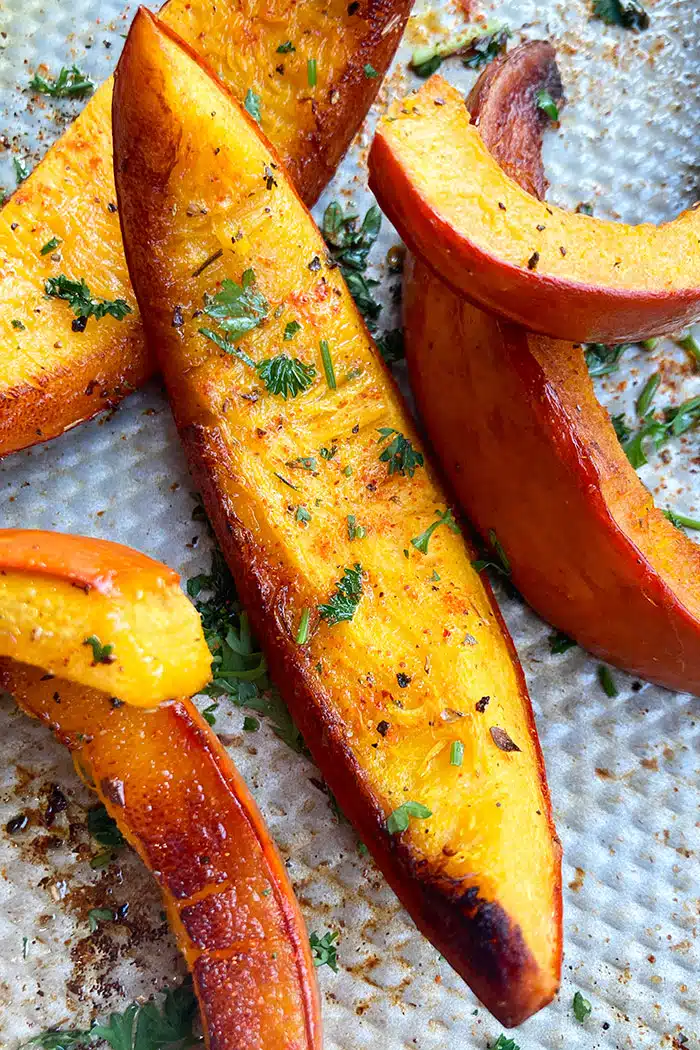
[0,529,211,705]
[404,44,700,695]
[113,9,562,1025]
[0,0,411,458]
[368,75,700,343]
[1,659,322,1050]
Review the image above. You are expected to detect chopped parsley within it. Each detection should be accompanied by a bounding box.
[376,328,405,365]
[535,89,559,121]
[45,275,131,327]
[573,990,593,1022]
[320,339,337,390]
[347,515,366,541]
[472,529,511,576]
[88,907,116,933]
[411,507,460,555]
[307,58,318,87]
[614,395,700,468]
[83,635,115,664]
[597,664,618,698]
[11,319,26,331]
[386,800,432,835]
[40,236,61,255]
[663,508,700,532]
[201,269,268,342]
[295,506,312,523]
[284,319,301,340]
[202,702,219,726]
[13,156,29,184]
[29,65,94,99]
[309,930,339,971]
[244,88,262,123]
[188,546,303,752]
[277,41,295,53]
[256,353,316,398]
[492,1037,520,1050]
[243,715,259,731]
[377,427,424,477]
[318,564,363,626]
[88,804,125,849]
[549,630,577,655]
[410,24,510,77]
[322,201,382,328]
[319,446,337,460]
[363,63,378,78]
[592,0,649,29]
[584,341,632,376]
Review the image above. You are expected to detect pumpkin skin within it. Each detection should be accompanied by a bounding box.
[0,0,411,457]
[368,74,700,343]
[1,660,322,1050]
[0,528,211,705]
[113,10,562,1026]
[403,44,700,695]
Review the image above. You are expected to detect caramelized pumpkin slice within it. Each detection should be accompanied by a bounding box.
[404,45,700,694]
[113,10,561,1025]
[0,0,411,458]
[1,660,321,1050]
[0,529,210,704]
[368,75,700,343]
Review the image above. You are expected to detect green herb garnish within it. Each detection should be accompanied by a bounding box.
[663,508,700,532]
[320,339,336,390]
[40,236,61,255]
[411,507,460,555]
[45,275,131,326]
[535,88,559,120]
[318,564,363,626]
[277,41,295,53]
[88,908,115,933]
[450,741,464,767]
[363,63,378,78]
[202,269,268,342]
[296,608,311,645]
[202,702,219,726]
[636,372,660,417]
[597,664,618,698]
[377,427,424,477]
[549,631,577,655]
[256,353,316,398]
[307,58,318,87]
[376,328,405,364]
[592,0,649,29]
[284,319,301,340]
[584,342,631,376]
[244,88,262,123]
[11,319,26,331]
[322,201,382,327]
[13,156,29,184]
[472,529,511,575]
[309,930,339,971]
[83,635,115,664]
[573,990,593,1022]
[677,331,700,369]
[347,515,366,541]
[295,506,312,523]
[386,800,432,834]
[493,1036,520,1050]
[30,65,94,99]
[410,24,510,77]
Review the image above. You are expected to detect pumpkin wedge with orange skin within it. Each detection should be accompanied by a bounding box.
[0,529,211,704]
[0,0,411,458]
[113,9,561,1026]
[368,75,700,343]
[0,660,322,1050]
[403,46,700,694]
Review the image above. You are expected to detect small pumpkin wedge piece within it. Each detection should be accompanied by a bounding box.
[404,45,700,694]
[113,10,561,1025]
[368,74,700,343]
[0,529,211,705]
[1,660,322,1050]
[0,0,411,458]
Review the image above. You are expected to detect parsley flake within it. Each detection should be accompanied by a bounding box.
[597,664,618,698]
[548,631,577,655]
[472,529,511,576]
[377,427,424,477]
[202,269,268,343]
[493,1036,520,1050]
[535,88,559,120]
[322,201,382,327]
[244,88,262,123]
[11,319,25,331]
[88,907,116,933]
[386,800,432,835]
[364,63,378,78]
[256,353,316,398]
[83,635,115,664]
[45,275,131,327]
[309,930,339,971]
[410,24,510,77]
[592,0,649,29]
[40,236,61,255]
[347,515,366,541]
[573,990,593,1022]
[30,65,94,99]
[284,319,301,340]
[318,564,363,626]
[277,41,295,53]
[376,328,405,364]
[411,507,460,554]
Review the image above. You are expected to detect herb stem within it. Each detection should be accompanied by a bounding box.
[636,372,660,417]
[296,608,311,645]
[320,339,336,390]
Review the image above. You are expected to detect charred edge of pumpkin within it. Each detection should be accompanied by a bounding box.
[180,421,559,1025]
[466,40,564,203]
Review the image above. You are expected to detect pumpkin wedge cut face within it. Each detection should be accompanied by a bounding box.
[0,0,411,458]
[113,10,562,1026]
[368,75,700,343]
[403,44,700,696]
[0,529,211,705]
[1,661,322,1050]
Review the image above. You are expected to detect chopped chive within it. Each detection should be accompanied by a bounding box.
[450,741,464,767]
[320,339,336,390]
[40,236,61,255]
[296,608,311,645]
[597,664,618,698]
[678,332,700,369]
[636,372,660,417]
[307,58,318,87]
